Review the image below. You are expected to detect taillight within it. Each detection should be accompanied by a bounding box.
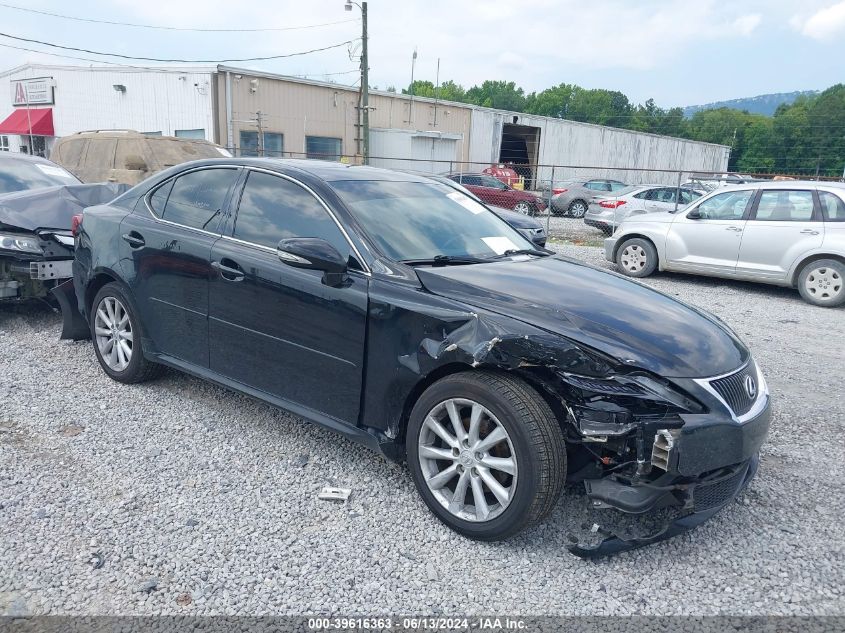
[552,188,568,195]
[599,200,627,209]
[71,213,83,237]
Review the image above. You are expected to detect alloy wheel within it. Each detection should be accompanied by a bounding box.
[569,201,587,218]
[620,244,648,273]
[94,296,134,371]
[514,201,532,215]
[418,398,518,522]
[804,266,842,301]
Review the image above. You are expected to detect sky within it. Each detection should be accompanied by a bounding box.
[0,0,844,108]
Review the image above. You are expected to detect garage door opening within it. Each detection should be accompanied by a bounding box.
[499,123,540,188]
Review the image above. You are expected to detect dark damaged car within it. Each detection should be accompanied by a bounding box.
[0,153,125,304]
[58,159,771,555]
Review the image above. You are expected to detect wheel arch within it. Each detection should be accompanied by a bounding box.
[612,233,659,262]
[84,268,127,314]
[789,252,845,286]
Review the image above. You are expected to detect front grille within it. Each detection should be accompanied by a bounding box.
[710,365,757,417]
[693,467,746,511]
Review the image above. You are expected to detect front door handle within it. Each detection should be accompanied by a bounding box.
[800,229,820,235]
[121,232,145,248]
[211,259,245,282]
[726,226,743,232]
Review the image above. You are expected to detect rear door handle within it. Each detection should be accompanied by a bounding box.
[800,229,820,235]
[121,232,145,248]
[726,226,743,232]
[211,259,245,282]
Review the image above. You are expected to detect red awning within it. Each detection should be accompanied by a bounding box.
[0,108,54,136]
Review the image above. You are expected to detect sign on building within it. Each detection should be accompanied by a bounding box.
[11,77,55,106]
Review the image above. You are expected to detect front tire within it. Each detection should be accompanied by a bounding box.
[513,201,535,216]
[90,282,165,383]
[616,237,658,278]
[797,259,845,307]
[406,371,565,541]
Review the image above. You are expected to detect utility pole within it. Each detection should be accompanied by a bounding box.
[409,48,417,125]
[361,1,369,164]
[346,0,369,164]
[255,111,265,156]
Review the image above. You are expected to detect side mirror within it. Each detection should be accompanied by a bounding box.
[686,209,702,219]
[277,237,348,285]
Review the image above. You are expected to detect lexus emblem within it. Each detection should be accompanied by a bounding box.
[744,375,757,399]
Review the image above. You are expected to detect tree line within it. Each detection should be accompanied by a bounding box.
[393,80,845,177]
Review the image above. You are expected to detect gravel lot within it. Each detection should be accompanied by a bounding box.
[1,246,843,617]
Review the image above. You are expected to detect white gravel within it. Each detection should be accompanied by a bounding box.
[1,247,844,616]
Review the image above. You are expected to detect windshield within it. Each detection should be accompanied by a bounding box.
[0,159,80,194]
[330,180,536,262]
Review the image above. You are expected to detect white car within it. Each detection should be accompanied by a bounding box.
[584,185,702,235]
[605,181,845,307]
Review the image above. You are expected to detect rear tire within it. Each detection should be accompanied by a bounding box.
[568,200,588,218]
[616,237,658,277]
[90,282,165,384]
[406,371,566,541]
[797,259,845,307]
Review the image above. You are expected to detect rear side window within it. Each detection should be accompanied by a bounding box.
[156,168,238,231]
[232,171,349,257]
[819,191,845,222]
[609,181,627,192]
[754,190,815,222]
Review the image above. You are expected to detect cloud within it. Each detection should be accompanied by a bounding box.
[793,1,845,40]
[733,14,762,36]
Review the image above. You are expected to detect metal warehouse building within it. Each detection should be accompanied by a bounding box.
[1,62,729,184]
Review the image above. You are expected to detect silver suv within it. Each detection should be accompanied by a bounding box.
[605,181,845,307]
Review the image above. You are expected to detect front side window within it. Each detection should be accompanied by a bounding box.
[679,189,701,204]
[819,191,845,222]
[652,188,677,204]
[330,180,535,262]
[481,175,507,189]
[306,136,342,161]
[232,171,349,257]
[158,168,238,231]
[754,190,815,222]
[693,189,754,220]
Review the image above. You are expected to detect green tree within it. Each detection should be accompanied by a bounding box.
[464,80,526,111]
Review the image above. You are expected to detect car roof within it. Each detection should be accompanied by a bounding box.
[708,180,845,192]
[159,157,436,183]
[0,152,57,166]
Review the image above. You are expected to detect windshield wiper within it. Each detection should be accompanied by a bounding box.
[399,255,488,266]
[490,248,550,259]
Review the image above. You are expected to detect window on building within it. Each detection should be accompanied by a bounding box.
[305,136,342,161]
[143,131,163,137]
[0,136,8,151]
[233,171,349,257]
[239,131,283,157]
[159,168,239,231]
[175,129,205,140]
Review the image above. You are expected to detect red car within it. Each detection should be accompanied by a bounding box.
[447,173,546,216]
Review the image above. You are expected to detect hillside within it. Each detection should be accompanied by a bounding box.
[683,90,819,117]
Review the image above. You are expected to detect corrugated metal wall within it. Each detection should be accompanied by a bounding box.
[468,110,729,185]
[0,65,215,147]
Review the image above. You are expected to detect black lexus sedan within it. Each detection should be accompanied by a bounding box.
[57,158,770,555]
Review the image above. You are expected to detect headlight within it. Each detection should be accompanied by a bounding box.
[0,233,43,254]
[559,371,703,413]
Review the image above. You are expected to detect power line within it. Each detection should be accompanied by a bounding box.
[0,31,355,63]
[0,41,192,72]
[0,2,359,33]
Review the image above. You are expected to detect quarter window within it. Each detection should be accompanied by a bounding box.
[232,171,349,257]
[158,168,238,231]
[819,191,845,222]
[754,190,815,222]
[694,190,754,220]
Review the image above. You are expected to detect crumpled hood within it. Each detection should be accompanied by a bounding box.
[415,256,748,378]
[0,182,128,232]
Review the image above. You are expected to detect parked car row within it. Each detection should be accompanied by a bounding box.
[584,185,703,235]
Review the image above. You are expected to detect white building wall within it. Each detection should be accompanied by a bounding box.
[0,64,216,154]
[468,109,730,185]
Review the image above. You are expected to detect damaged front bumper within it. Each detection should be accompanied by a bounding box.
[568,396,770,557]
[570,452,760,558]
